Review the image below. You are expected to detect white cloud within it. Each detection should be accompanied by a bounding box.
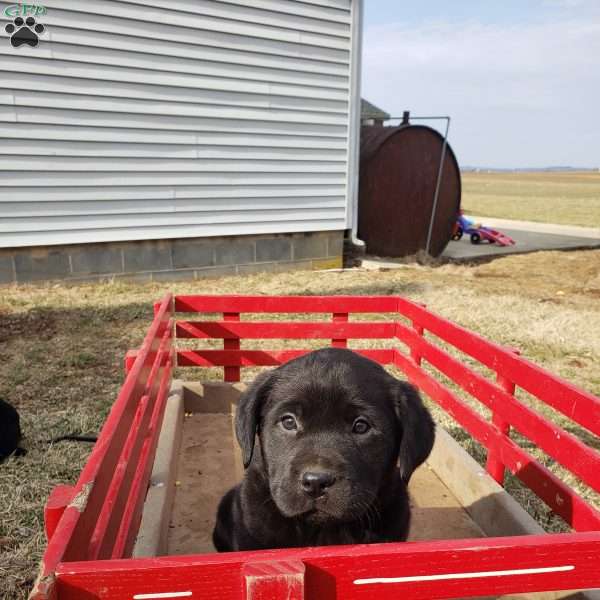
[362,15,600,167]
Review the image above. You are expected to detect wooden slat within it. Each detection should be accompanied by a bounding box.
[243,560,305,600]
[176,321,395,339]
[393,351,600,531]
[224,312,241,383]
[89,322,173,559]
[112,356,173,559]
[395,297,600,436]
[177,348,395,367]
[175,295,400,313]
[55,532,600,600]
[29,294,173,600]
[394,323,600,493]
[332,312,349,348]
[87,394,152,560]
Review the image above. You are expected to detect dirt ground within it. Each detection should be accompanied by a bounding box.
[0,248,599,599]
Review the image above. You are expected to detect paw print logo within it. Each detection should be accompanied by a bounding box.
[5,16,45,47]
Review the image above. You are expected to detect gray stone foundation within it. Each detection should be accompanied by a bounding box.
[0,231,344,285]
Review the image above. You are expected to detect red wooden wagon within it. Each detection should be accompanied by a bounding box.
[31,294,600,600]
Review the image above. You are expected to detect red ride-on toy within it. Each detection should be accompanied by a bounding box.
[452,212,516,246]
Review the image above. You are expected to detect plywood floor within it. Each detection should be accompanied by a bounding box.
[168,413,485,555]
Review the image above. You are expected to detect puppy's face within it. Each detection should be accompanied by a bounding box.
[236,348,434,525]
[260,366,398,522]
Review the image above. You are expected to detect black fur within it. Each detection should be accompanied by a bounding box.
[0,398,25,460]
[50,435,97,444]
[213,348,435,551]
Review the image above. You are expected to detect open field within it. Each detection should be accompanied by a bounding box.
[461,170,600,228]
[1,249,599,599]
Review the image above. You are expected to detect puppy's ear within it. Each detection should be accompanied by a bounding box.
[235,369,275,469]
[392,381,435,483]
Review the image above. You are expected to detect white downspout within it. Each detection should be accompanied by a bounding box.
[347,0,365,248]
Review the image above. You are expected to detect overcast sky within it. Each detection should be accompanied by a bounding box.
[362,0,600,169]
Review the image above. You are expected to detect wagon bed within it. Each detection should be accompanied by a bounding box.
[149,382,485,559]
[31,294,600,600]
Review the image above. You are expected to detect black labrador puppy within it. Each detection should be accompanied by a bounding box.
[213,347,434,551]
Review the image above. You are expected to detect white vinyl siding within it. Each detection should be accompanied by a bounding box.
[0,0,359,248]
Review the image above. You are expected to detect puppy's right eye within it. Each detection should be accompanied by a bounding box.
[281,415,297,431]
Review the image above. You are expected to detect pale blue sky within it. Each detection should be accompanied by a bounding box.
[362,1,600,168]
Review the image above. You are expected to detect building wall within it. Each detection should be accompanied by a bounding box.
[0,230,344,285]
[0,0,359,249]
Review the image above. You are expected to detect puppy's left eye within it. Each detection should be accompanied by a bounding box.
[281,414,298,431]
[352,418,370,434]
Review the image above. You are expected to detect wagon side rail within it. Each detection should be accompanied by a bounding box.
[31,293,175,600]
[393,298,600,533]
[54,531,600,600]
[175,294,402,378]
[396,297,600,437]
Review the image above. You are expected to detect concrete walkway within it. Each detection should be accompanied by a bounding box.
[442,217,600,261]
[360,218,599,269]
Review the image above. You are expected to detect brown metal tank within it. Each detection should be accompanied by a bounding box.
[358,124,461,257]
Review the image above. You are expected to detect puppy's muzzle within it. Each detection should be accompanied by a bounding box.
[301,470,336,499]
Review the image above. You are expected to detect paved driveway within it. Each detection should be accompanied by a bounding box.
[442,218,600,261]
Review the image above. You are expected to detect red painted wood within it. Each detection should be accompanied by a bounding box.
[30,294,174,600]
[394,296,600,436]
[89,324,174,560]
[177,348,395,368]
[88,394,151,560]
[393,350,600,530]
[224,312,241,383]
[124,350,137,375]
[410,302,426,367]
[331,312,349,348]
[175,295,401,314]
[394,323,600,493]
[244,560,305,600]
[44,485,74,542]
[143,326,174,402]
[112,358,173,558]
[33,294,600,600]
[176,321,396,340]
[486,367,517,486]
[55,532,600,600]
[410,323,425,366]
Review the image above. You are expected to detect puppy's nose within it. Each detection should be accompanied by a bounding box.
[301,471,336,498]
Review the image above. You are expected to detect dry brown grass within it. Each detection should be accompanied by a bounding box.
[1,249,599,599]
[462,170,600,227]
